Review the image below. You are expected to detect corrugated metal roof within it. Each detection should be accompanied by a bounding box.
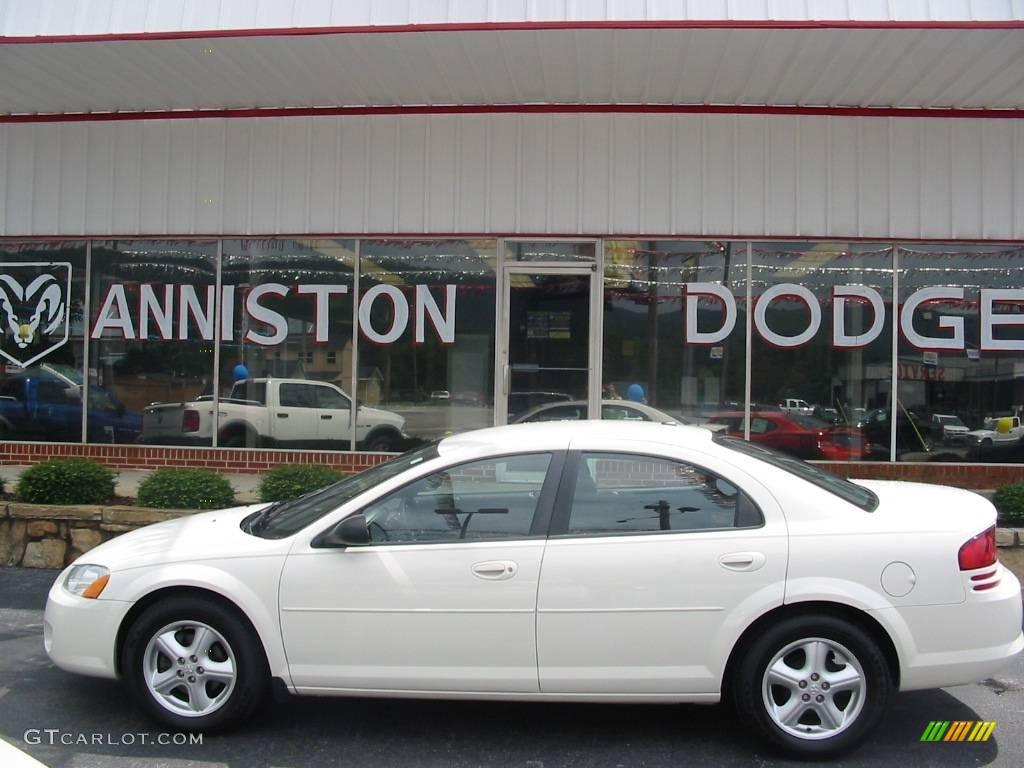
[1,26,1022,116]
[2,0,1022,38]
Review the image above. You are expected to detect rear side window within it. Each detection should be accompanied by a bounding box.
[230,381,266,405]
[715,435,878,511]
[564,452,763,536]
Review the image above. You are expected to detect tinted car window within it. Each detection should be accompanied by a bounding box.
[247,443,440,539]
[565,452,762,535]
[602,405,646,421]
[527,406,584,422]
[229,381,266,405]
[361,453,552,543]
[716,435,878,511]
[280,383,316,408]
[315,386,350,409]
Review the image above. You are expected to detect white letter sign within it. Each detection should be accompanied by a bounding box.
[685,283,737,345]
[754,284,821,348]
[900,286,965,351]
[833,285,885,348]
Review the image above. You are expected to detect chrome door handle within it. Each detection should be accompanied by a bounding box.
[719,552,766,572]
[471,560,518,580]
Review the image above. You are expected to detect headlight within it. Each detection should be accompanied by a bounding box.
[64,564,110,599]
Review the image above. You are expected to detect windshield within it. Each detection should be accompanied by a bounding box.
[714,435,878,512]
[937,415,965,427]
[246,443,440,539]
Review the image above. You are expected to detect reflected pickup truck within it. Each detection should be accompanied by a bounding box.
[141,378,406,451]
[966,415,1024,455]
[0,372,141,444]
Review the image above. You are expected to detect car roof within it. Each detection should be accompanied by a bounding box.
[516,399,679,420]
[437,420,714,456]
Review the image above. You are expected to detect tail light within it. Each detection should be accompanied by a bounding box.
[958,526,997,571]
[182,409,200,433]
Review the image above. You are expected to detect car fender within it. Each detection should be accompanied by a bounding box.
[784,576,915,672]
[105,559,290,682]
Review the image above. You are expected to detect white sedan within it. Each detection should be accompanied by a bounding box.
[44,422,1022,758]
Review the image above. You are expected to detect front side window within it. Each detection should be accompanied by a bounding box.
[361,453,552,544]
[316,386,350,409]
[565,452,762,536]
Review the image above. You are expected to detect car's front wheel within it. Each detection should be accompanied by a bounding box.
[121,595,268,731]
[732,615,892,759]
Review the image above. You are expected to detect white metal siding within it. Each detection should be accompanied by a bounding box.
[3,0,1022,36]
[1,113,1022,240]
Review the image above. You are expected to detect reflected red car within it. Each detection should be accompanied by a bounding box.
[708,411,871,461]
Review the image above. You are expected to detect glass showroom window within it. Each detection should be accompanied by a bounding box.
[896,244,1024,463]
[359,240,497,450]
[220,239,357,450]
[0,241,87,442]
[747,243,893,462]
[602,241,746,427]
[90,241,216,445]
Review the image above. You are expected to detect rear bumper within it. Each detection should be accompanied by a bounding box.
[879,566,1024,692]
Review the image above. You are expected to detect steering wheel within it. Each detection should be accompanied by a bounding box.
[367,520,390,541]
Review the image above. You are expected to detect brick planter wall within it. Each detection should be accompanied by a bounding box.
[818,462,1024,490]
[2,441,1024,489]
[0,441,390,474]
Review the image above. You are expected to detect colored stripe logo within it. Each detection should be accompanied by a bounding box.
[920,721,996,742]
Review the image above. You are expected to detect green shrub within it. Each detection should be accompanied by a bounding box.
[993,483,1024,522]
[259,464,345,502]
[137,468,235,510]
[16,459,115,505]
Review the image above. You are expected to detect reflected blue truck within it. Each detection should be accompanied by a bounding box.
[0,371,141,443]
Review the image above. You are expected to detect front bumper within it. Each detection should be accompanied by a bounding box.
[43,573,131,679]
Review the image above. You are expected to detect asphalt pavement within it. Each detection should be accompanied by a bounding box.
[1,566,1023,768]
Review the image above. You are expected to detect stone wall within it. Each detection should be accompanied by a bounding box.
[0,503,191,569]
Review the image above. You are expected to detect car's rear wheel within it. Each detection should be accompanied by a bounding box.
[121,596,268,731]
[732,615,892,759]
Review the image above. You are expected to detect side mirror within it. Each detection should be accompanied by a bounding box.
[314,513,370,548]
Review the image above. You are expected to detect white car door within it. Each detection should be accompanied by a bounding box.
[275,382,321,447]
[278,451,563,693]
[536,447,788,695]
[311,383,354,447]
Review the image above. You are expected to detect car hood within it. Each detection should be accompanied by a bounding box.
[359,406,405,428]
[965,429,995,439]
[77,503,287,572]
[851,480,995,534]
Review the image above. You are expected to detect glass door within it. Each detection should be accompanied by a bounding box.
[499,265,599,424]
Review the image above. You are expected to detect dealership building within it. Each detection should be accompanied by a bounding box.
[1,1,1023,486]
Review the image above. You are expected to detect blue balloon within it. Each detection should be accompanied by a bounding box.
[626,383,645,402]
[232,364,250,382]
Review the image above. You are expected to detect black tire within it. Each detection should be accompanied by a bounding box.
[220,432,250,448]
[121,595,269,732]
[364,430,398,452]
[731,615,892,759]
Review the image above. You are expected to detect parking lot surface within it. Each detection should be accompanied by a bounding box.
[2,566,1023,768]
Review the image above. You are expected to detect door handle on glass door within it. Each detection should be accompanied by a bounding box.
[471,561,518,580]
[718,552,766,571]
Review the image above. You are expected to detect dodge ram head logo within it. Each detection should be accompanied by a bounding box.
[0,262,71,367]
